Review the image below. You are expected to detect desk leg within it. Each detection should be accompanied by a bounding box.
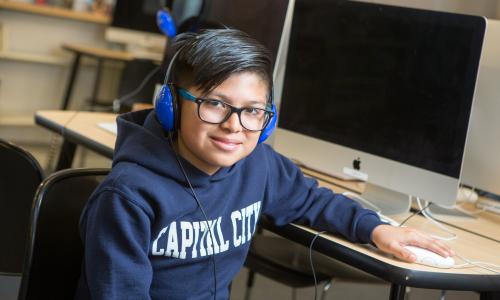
[89,57,103,109]
[480,291,500,300]
[61,53,81,110]
[389,284,406,300]
[55,139,76,171]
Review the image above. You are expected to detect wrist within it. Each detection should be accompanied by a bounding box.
[370,224,392,246]
[358,214,386,244]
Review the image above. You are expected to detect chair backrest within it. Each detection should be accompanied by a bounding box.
[0,140,44,275]
[18,168,109,300]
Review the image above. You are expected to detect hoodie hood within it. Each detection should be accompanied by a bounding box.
[113,109,236,188]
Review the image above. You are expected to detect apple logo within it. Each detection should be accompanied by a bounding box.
[353,157,361,170]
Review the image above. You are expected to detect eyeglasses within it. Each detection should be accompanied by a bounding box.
[177,88,274,132]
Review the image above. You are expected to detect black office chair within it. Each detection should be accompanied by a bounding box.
[244,223,383,300]
[0,140,44,278]
[17,168,109,300]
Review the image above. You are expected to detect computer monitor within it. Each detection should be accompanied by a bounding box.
[155,0,290,102]
[461,19,500,197]
[196,0,290,67]
[106,0,167,58]
[273,0,486,215]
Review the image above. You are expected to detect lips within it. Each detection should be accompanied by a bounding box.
[210,136,242,151]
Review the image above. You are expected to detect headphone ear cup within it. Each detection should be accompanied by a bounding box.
[155,84,178,132]
[258,104,277,144]
[156,8,177,38]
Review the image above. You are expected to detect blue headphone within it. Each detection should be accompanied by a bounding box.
[156,7,177,38]
[155,46,278,144]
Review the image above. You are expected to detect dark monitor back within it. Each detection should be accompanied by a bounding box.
[197,0,289,65]
[279,0,485,179]
[111,0,163,34]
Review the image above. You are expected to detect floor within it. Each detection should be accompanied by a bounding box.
[0,269,479,300]
[0,139,479,300]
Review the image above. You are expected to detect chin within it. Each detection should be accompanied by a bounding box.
[206,152,247,168]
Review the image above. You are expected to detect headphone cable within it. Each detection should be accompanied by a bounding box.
[167,132,218,300]
[114,65,161,112]
[309,230,327,300]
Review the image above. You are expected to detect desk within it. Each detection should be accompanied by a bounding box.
[35,110,500,300]
[301,167,500,244]
[35,110,116,170]
[60,43,136,110]
[431,203,500,243]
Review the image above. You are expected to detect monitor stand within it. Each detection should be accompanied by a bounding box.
[350,183,411,216]
[427,204,475,219]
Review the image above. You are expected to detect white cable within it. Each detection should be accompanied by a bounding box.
[416,198,457,241]
[414,196,500,275]
[377,213,401,227]
[342,191,382,213]
[452,253,500,274]
[341,192,405,226]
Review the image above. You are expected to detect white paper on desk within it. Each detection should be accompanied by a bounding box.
[98,122,117,135]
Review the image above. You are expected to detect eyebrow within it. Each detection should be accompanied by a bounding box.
[207,92,267,107]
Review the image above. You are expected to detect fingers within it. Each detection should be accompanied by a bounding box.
[406,230,455,258]
[420,238,454,257]
[370,225,456,263]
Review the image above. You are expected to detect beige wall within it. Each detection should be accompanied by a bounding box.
[0,10,122,143]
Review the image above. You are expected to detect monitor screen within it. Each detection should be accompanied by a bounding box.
[279,0,485,179]
[273,0,485,211]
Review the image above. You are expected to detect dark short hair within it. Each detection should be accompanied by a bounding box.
[168,29,273,100]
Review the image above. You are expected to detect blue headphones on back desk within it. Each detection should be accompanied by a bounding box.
[155,45,278,144]
[157,7,177,38]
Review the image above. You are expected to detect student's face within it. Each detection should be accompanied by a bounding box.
[177,72,269,175]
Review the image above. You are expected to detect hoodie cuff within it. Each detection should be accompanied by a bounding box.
[357,213,385,244]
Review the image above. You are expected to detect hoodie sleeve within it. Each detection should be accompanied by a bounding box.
[79,189,153,300]
[261,146,384,244]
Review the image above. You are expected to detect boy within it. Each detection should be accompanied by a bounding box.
[75,29,453,299]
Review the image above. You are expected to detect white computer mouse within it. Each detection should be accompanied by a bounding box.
[404,245,455,269]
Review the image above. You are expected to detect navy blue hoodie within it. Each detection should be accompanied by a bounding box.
[75,109,384,300]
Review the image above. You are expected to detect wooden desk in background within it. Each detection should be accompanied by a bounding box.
[35,110,500,300]
[60,43,163,111]
[35,110,116,170]
[60,44,135,110]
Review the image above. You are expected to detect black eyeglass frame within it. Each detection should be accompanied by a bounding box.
[178,87,274,132]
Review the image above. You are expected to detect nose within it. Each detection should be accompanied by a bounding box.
[220,111,242,133]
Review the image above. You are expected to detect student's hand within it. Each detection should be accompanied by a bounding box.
[370,224,455,262]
